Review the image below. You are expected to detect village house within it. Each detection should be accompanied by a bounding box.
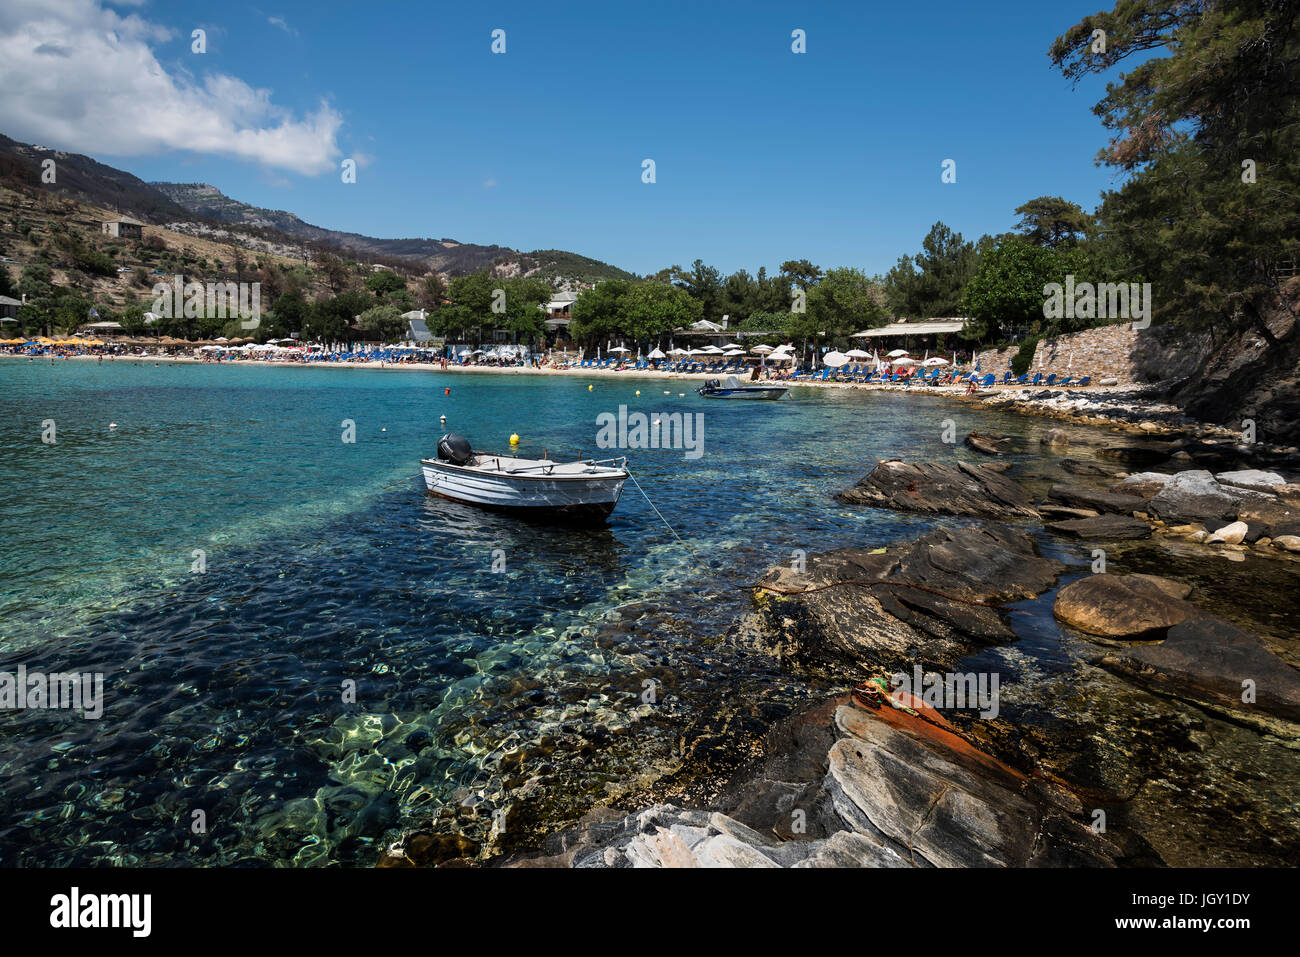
[101,217,144,240]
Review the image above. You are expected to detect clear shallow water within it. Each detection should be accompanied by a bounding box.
[4,359,1273,866]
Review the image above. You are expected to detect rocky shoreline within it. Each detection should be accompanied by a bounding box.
[380,401,1300,869]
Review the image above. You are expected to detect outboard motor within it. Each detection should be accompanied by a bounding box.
[704,378,719,390]
[437,433,473,465]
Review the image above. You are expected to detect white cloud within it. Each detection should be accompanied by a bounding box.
[266,16,296,37]
[0,0,342,175]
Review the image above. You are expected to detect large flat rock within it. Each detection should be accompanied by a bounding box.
[836,460,1039,519]
[743,525,1064,676]
[1054,573,1196,638]
[1102,618,1300,728]
[1045,515,1152,540]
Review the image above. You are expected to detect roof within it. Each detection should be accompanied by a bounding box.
[406,318,433,342]
[105,217,144,226]
[852,319,968,338]
[544,317,571,327]
[0,295,21,306]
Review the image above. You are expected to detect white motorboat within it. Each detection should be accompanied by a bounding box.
[421,434,628,523]
[697,375,788,400]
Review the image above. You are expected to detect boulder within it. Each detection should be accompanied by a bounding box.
[1102,618,1300,725]
[1040,428,1070,448]
[1216,469,1286,494]
[1148,470,1241,525]
[1206,521,1248,545]
[1273,535,1300,553]
[836,460,1039,519]
[1053,574,1196,638]
[1116,472,1174,498]
[1039,505,1100,521]
[1045,515,1153,541]
[1048,484,1146,514]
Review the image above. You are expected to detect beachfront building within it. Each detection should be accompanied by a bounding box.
[851,317,970,357]
[0,295,20,321]
[402,309,433,344]
[101,217,144,240]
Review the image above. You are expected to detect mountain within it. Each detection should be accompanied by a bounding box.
[151,182,635,281]
[0,132,633,281]
[0,132,192,223]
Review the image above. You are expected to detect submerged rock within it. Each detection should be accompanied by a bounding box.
[965,431,1013,455]
[1045,515,1152,541]
[1054,574,1196,639]
[1101,618,1300,730]
[836,460,1039,519]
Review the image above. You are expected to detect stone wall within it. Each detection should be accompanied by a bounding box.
[974,323,1147,384]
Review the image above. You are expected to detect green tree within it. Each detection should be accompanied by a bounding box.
[799,268,886,341]
[622,281,701,342]
[569,280,631,343]
[962,237,1060,342]
[357,304,406,342]
[1013,196,1096,249]
[364,269,406,300]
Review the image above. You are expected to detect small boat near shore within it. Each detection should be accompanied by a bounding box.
[696,375,789,400]
[421,434,628,523]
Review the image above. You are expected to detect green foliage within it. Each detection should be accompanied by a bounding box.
[885,223,977,318]
[357,304,406,342]
[364,269,406,299]
[1011,335,1040,376]
[961,237,1059,341]
[800,267,886,339]
[1013,196,1096,248]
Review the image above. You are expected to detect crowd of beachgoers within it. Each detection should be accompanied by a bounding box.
[0,339,1108,399]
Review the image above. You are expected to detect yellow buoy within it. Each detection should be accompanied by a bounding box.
[510,433,519,445]
[635,390,640,396]
[588,384,593,391]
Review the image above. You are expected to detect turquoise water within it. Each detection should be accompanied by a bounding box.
[0,358,1048,865]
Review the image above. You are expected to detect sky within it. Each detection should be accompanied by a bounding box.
[0,0,1134,277]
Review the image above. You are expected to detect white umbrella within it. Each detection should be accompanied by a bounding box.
[892,356,919,367]
[723,348,745,356]
[922,357,949,366]
[750,344,775,354]
[609,346,630,353]
[720,342,743,350]
[886,348,910,358]
[701,345,724,354]
[822,351,851,367]
[647,347,666,359]
[668,347,688,356]
[845,349,873,359]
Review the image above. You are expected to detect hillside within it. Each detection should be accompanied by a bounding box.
[0,132,632,283]
[151,181,635,282]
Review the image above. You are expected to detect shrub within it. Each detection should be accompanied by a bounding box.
[1011,335,1040,376]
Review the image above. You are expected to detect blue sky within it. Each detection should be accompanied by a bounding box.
[2,0,1130,277]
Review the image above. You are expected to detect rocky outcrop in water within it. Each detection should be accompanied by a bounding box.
[836,460,1039,519]
[1101,618,1300,733]
[740,525,1063,677]
[1053,574,1195,638]
[508,696,1130,868]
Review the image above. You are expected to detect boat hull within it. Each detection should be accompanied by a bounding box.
[421,459,626,523]
[697,387,788,400]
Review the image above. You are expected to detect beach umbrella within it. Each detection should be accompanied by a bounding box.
[701,345,724,354]
[720,342,743,350]
[750,344,775,354]
[886,348,909,358]
[892,356,919,367]
[647,347,666,359]
[922,357,949,366]
[845,349,872,359]
[822,351,851,367]
[609,345,630,353]
[723,348,745,356]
